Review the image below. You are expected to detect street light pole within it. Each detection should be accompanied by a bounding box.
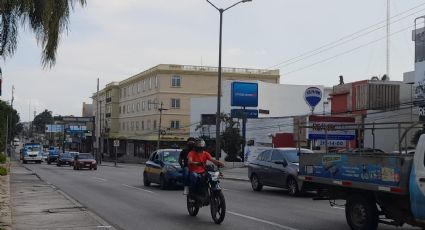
[149,101,168,150]
[206,0,252,160]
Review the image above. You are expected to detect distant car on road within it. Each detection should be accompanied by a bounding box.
[46,147,60,164]
[248,147,314,196]
[143,149,182,189]
[57,152,78,166]
[73,153,97,170]
[21,144,43,164]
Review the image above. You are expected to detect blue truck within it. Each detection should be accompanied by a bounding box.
[46,147,60,164]
[21,143,43,164]
[299,135,425,230]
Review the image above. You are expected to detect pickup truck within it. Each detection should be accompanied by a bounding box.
[21,143,43,164]
[46,147,60,164]
[299,135,425,230]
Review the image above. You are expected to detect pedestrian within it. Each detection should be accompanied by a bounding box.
[179,137,195,195]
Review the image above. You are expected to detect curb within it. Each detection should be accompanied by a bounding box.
[0,174,12,230]
[20,164,119,230]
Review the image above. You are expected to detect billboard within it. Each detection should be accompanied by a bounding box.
[307,116,356,140]
[231,82,258,107]
[45,124,64,133]
[304,87,322,110]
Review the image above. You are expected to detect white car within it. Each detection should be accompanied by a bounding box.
[23,146,43,164]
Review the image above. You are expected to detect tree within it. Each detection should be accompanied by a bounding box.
[220,114,244,162]
[0,99,21,151]
[0,0,86,68]
[33,109,53,133]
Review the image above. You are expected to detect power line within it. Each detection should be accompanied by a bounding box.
[267,2,425,70]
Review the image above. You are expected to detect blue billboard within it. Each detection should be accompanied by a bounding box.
[231,82,258,107]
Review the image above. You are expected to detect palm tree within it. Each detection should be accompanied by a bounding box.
[0,0,86,68]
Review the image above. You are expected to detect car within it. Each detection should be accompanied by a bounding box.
[46,147,60,164]
[143,149,183,189]
[248,147,314,196]
[73,153,97,170]
[21,145,43,164]
[57,152,78,166]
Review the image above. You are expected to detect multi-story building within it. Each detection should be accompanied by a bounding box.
[93,64,279,161]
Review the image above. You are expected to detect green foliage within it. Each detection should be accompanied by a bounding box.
[33,109,54,133]
[0,166,7,176]
[0,100,21,151]
[0,0,86,68]
[220,114,244,162]
[0,154,6,164]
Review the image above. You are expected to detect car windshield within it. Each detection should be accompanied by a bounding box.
[78,154,94,159]
[61,153,72,158]
[160,151,180,163]
[284,150,300,163]
[29,147,41,151]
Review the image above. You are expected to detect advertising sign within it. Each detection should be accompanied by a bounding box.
[231,109,259,119]
[308,116,356,140]
[45,124,64,133]
[304,87,322,111]
[231,82,258,107]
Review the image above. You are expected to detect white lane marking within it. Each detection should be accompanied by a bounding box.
[93,177,107,182]
[97,226,112,228]
[122,184,155,194]
[227,211,299,230]
[331,206,345,210]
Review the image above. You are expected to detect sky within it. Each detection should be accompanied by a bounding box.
[1,0,424,122]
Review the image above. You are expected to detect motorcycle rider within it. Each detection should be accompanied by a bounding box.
[179,137,195,195]
[187,138,224,195]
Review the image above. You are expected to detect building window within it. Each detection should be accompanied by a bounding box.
[136,121,139,131]
[127,105,130,113]
[147,120,151,130]
[171,98,181,109]
[171,75,181,87]
[155,76,159,88]
[132,103,135,113]
[154,98,159,109]
[143,79,147,91]
[131,121,134,131]
[121,89,124,98]
[149,77,152,90]
[119,106,121,114]
[123,87,127,98]
[142,101,146,111]
[136,103,140,112]
[153,120,157,130]
[141,121,145,130]
[126,122,129,131]
[148,100,152,110]
[171,120,180,129]
[122,106,125,114]
[137,82,140,94]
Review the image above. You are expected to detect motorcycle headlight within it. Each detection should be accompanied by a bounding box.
[209,171,220,181]
[165,165,177,173]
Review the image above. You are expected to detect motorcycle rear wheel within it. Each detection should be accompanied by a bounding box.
[210,191,226,224]
[187,195,199,217]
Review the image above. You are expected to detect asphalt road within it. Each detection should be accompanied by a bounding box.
[19,161,421,230]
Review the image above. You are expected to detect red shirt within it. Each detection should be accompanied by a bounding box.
[187,150,212,173]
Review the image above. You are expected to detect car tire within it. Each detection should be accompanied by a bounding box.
[159,174,167,190]
[250,174,263,192]
[47,161,51,165]
[23,160,27,164]
[57,163,61,167]
[143,172,151,186]
[94,167,97,170]
[287,177,299,196]
[345,195,378,230]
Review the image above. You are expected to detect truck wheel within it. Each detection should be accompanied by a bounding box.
[47,161,51,165]
[345,195,378,230]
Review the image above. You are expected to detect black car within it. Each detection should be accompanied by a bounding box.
[248,148,314,196]
[143,149,183,189]
[57,152,78,166]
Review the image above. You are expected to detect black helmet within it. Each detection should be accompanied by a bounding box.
[193,138,206,152]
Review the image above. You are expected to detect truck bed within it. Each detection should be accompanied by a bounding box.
[299,153,413,195]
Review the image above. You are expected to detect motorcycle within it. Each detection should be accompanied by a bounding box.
[186,165,226,224]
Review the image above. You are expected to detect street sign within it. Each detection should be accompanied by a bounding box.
[113,140,120,147]
[231,109,259,119]
[304,87,322,111]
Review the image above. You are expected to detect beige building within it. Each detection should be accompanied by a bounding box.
[93,64,279,161]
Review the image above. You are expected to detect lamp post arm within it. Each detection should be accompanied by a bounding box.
[206,0,220,11]
[224,0,246,11]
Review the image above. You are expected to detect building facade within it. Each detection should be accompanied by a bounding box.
[93,64,280,161]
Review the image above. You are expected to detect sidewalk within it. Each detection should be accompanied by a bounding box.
[11,164,115,230]
[222,167,249,182]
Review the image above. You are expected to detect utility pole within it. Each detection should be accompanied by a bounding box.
[386,0,390,78]
[149,101,168,150]
[4,116,8,156]
[96,78,100,164]
[9,85,14,150]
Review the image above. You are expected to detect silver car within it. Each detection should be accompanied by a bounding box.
[248,147,313,196]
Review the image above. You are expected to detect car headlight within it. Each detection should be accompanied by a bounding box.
[165,165,177,173]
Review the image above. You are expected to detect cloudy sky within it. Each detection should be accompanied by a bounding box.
[1,0,424,121]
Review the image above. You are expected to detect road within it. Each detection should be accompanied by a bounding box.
[19,161,420,230]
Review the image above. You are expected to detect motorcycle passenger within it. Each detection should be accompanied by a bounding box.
[179,137,195,195]
[187,138,224,195]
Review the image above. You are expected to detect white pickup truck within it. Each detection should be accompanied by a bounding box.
[22,143,43,164]
[299,135,425,230]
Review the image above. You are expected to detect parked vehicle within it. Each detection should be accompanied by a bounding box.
[73,153,97,170]
[248,147,314,196]
[46,147,60,164]
[21,144,43,164]
[187,165,226,224]
[143,149,183,189]
[57,152,78,166]
[299,135,425,230]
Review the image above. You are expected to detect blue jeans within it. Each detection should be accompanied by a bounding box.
[182,167,190,186]
[189,172,203,194]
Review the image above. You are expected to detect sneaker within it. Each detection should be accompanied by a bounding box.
[183,186,189,195]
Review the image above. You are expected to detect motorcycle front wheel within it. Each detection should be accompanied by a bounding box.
[187,195,199,217]
[210,191,226,224]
